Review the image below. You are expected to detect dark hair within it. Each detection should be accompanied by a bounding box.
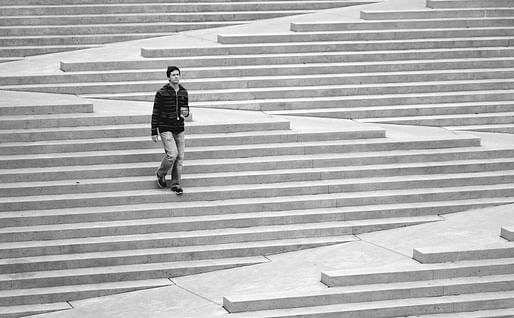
[166,66,181,77]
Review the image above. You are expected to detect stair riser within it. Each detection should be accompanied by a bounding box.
[0,130,382,155]
[0,11,306,26]
[2,199,508,231]
[0,22,244,36]
[3,161,514,198]
[4,147,513,183]
[0,241,340,275]
[187,81,514,103]
[0,285,162,306]
[0,261,262,290]
[360,9,514,20]
[428,0,514,9]
[322,264,514,287]
[228,91,514,112]
[0,115,149,129]
[0,117,288,132]
[0,226,353,260]
[142,38,514,58]
[60,48,514,71]
[0,2,359,16]
[0,45,96,57]
[4,58,514,87]
[285,103,514,119]
[0,104,93,116]
[413,247,514,263]
[0,209,436,242]
[224,278,514,312]
[455,126,514,134]
[12,69,514,96]
[0,126,371,143]
[0,173,509,212]
[0,137,481,169]
[366,115,514,126]
[291,19,514,32]
[0,33,186,46]
[217,28,514,44]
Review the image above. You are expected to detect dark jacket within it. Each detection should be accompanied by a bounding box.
[151,83,189,135]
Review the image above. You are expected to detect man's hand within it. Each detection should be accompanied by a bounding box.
[152,135,159,142]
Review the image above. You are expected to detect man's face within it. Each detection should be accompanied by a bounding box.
[168,70,180,85]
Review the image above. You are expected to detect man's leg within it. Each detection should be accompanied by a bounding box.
[156,131,179,187]
[170,131,185,193]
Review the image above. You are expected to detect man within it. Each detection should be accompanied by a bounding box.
[151,66,189,195]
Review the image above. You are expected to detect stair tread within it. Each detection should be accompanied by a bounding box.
[226,291,514,317]
[0,216,440,248]
[0,236,357,265]
[0,169,509,203]
[0,135,479,160]
[1,146,511,175]
[0,196,511,222]
[0,302,70,315]
[0,256,268,280]
[360,111,514,121]
[0,278,173,297]
[225,273,514,300]
[1,157,513,189]
[0,214,440,235]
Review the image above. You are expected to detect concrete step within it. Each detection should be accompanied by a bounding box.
[223,291,514,317]
[398,308,514,318]
[2,158,514,197]
[1,145,511,182]
[0,279,173,306]
[142,37,514,57]
[0,135,481,168]
[0,209,443,242]
[1,195,511,230]
[223,274,514,312]
[0,100,93,115]
[0,1,371,16]
[6,57,511,86]
[0,236,357,275]
[1,170,512,211]
[0,44,99,57]
[9,68,514,96]
[290,18,514,32]
[321,257,514,286]
[0,32,201,46]
[60,47,514,72]
[216,27,514,44]
[0,256,268,289]
[413,246,514,263]
[0,218,439,259]
[447,124,514,134]
[501,226,514,241]
[0,112,288,131]
[0,302,70,318]
[87,79,514,104]
[427,0,514,9]
[267,101,514,119]
[0,128,376,155]
[0,10,314,26]
[359,111,514,127]
[360,8,514,20]
[0,21,246,37]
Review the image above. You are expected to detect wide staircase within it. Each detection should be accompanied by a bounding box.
[0,0,373,62]
[1,0,514,317]
[1,0,513,133]
[223,225,514,317]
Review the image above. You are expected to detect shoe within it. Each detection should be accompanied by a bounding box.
[171,184,183,195]
[156,172,167,188]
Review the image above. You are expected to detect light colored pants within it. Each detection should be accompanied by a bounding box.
[156,131,185,186]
